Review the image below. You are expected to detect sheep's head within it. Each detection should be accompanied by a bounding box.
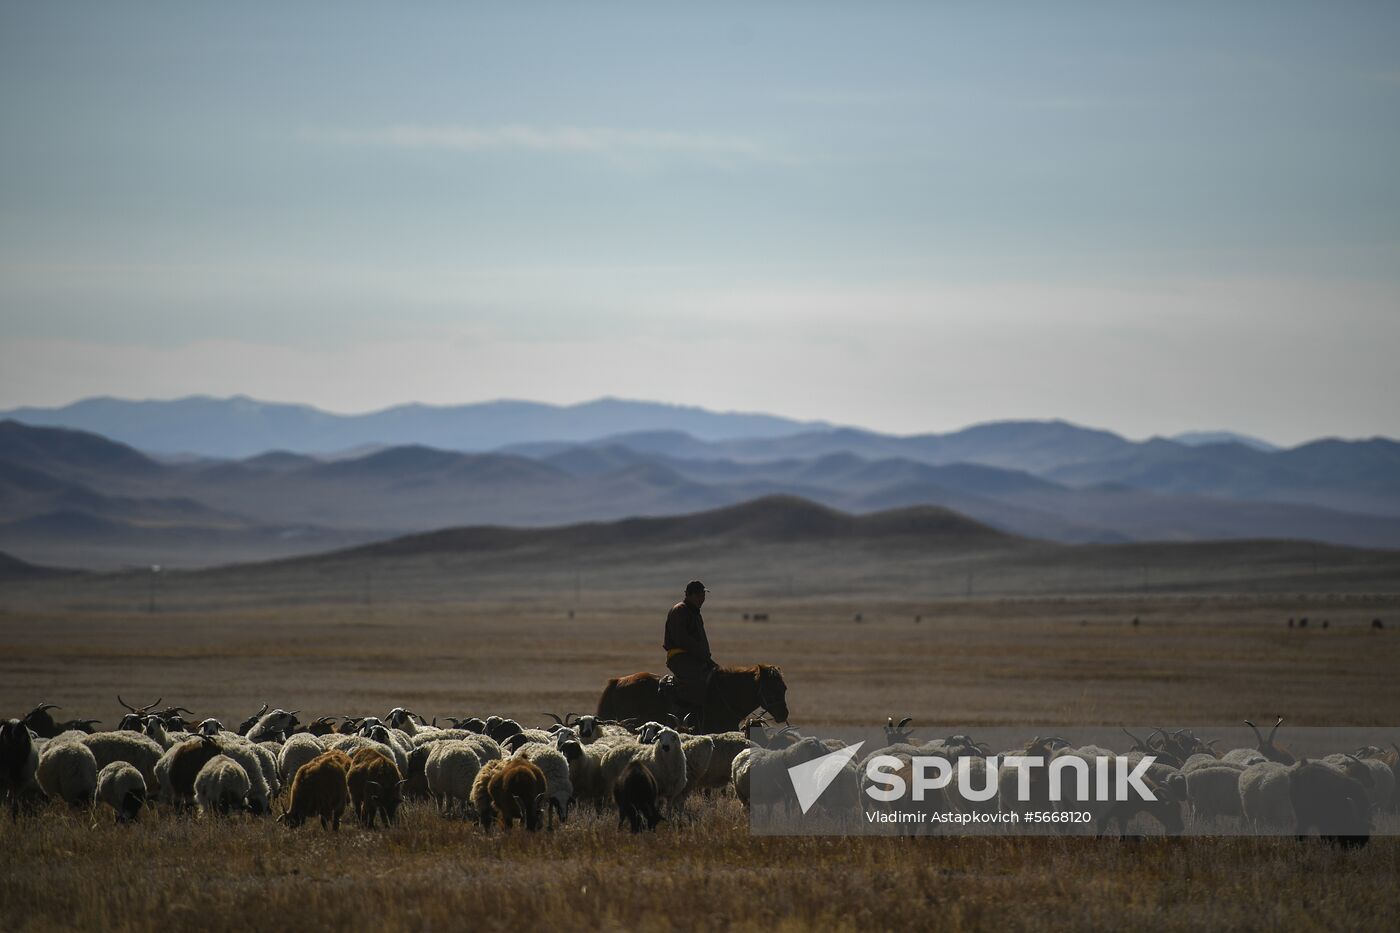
[196,719,223,736]
[387,708,413,729]
[574,715,599,740]
[367,724,393,746]
[637,722,665,745]
[116,712,145,732]
[655,727,681,758]
[141,716,169,742]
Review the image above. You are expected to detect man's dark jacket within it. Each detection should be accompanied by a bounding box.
[663,600,713,705]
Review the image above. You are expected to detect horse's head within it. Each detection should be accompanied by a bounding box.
[757,665,789,723]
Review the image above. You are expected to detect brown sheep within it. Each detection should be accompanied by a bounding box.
[472,757,547,831]
[168,736,224,804]
[347,746,404,828]
[280,749,351,830]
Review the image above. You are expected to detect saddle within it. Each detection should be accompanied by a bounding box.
[657,674,699,728]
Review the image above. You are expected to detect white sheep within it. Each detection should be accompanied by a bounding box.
[37,739,98,806]
[1323,754,1394,811]
[512,743,573,828]
[1185,765,1246,822]
[424,740,484,816]
[96,761,146,823]
[194,754,251,816]
[246,709,300,743]
[697,731,751,794]
[1239,761,1292,831]
[80,731,165,792]
[279,733,326,786]
[600,727,687,815]
[214,739,272,814]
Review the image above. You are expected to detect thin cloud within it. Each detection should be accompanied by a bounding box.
[304,124,777,164]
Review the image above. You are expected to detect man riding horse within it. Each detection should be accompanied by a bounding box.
[663,580,717,727]
[594,580,790,733]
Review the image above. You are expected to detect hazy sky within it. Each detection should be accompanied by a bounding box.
[2,3,1398,444]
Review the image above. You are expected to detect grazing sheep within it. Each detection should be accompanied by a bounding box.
[1096,776,1185,837]
[1185,753,1241,773]
[37,739,98,806]
[426,740,485,817]
[1239,761,1293,831]
[1185,765,1247,822]
[473,757,548,831]
[511,743,573,828]
[79,731,164,792]
[614,759,665,832]
[697,731,752,794]
[1290,759,1371,846]
[600,727,688,817]
[194,755,250,816]
[159,736,224,804]
[96,761,146,823]
[1,719,40,817]
[214,738,272,814]
[736,737,829,813]
[675,734,715,816]
[279,733,326,787]
[347,746,404,828]
[280,750,351,830]
[1325,754,1394,811]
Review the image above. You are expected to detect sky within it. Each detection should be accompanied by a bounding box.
[2,2,1398,445]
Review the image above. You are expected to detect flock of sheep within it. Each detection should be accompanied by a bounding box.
[0,699,745,833]
[733,717,1396,844]
[2,700,1395,846]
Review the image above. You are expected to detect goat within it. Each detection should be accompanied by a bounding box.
[280,750,351,830]
[1244,717,1294,764]
[347,746,404,828]
[1,718,40,818]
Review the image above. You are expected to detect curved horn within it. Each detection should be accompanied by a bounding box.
[897,717,912,729]
[564,712,578,725]
[1244,719,1264,748]
[1267,716,1283,745]
[117,696,136,713]
[170,707,193,715]
[1121,727,1149,749]
[543,712,564,726]
[141,698,162,714]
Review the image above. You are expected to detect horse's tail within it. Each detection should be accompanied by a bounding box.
[597,678,622,718]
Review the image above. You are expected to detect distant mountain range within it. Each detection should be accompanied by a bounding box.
[1,412,1398,570]
[0,396,830,458]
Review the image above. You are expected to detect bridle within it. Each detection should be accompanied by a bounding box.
[712,667,785,726]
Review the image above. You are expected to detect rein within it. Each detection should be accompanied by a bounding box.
[710,668,779,728]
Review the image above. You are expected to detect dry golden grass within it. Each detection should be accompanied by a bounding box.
[3,584,1399,931]
[3,795,1399,933]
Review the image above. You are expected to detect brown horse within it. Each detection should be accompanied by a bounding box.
[596,665,789,734]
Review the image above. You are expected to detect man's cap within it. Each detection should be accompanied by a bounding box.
[685,580,709,595]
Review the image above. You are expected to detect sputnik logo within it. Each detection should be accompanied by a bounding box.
[787,741,864,814]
